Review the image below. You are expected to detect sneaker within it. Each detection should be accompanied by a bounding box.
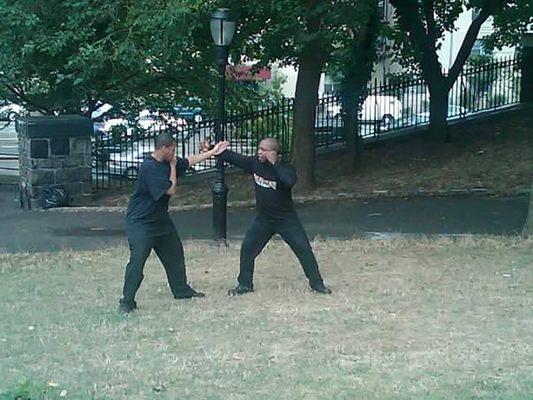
[118,299,137,313]
[310,284,332,295]
[174,286,205,299]
[228,284,254,296]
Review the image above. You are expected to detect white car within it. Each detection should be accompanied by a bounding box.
[137,109,188,131]
[413,105,470,124]
[105,140,204,179]
[106,141,155,180]
[327,95,403,124]
[0,103,23,122]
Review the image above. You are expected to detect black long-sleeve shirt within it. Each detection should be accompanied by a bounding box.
[219,150,297,219]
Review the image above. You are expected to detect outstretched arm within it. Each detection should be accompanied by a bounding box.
[200,140,254,173]
[187,141,229,167]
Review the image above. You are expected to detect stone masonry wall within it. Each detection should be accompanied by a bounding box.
[17,116,93,210]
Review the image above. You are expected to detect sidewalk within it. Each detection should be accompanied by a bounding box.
[0,184,529,253]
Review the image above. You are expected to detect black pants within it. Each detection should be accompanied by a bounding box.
[121,231,189,304]
[238,213,324,288]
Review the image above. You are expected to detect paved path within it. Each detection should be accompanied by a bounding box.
[0,185,528,253]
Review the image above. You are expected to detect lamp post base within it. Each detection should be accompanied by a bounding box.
[212,180,228,243]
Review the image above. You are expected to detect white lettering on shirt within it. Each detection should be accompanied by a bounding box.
[254,173,277,190]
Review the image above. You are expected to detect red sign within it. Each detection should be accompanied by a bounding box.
[227,65,271,81]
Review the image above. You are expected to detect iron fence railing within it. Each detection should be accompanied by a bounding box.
[92,57,522,190]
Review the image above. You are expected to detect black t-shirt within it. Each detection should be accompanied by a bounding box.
[219,150,297,220]
[126,155,189,237]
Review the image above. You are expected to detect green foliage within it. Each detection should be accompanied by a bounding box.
[485,0,533,50]
[387,0,531,74]
[0,0,297,118]
[232,0,376,78]
[0,1,218,115]
[0,378,65,400]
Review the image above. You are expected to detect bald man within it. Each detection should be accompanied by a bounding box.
[203,137,331,295]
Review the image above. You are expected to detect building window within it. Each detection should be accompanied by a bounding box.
[471,39,491,57]
[378,0,390,22]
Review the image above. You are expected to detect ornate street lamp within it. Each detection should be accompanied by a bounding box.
[210,8,236,242]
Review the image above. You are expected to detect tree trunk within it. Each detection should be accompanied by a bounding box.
[291,48,324,191]
[523,183,533,237]
[428,79,449,142]
[340,0,379,171]
[342,106,361,171]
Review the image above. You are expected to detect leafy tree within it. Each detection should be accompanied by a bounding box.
[0,0,271,118]
[387,0,532,141]
[232,0,375,189]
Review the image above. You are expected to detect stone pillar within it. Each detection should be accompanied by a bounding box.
[17,116,93,210]
[520,33,533,104]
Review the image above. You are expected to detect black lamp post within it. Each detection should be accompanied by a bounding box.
[210,8,236,242]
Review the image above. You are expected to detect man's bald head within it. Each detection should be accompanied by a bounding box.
[259,137,280,153]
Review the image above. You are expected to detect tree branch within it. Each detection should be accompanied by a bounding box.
[389,0,444,84]
[0,79,51,114]
[422,0,438,45]
[446,6,492,88]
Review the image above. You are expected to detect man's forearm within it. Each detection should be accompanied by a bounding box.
[218,150,253,171]
[273,164,297,187]
[166,165,178,196]
[187,150,214,167]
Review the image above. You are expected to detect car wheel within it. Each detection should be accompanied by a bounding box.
[382,114,394,126]
[125,167,139,180]
[7,111,18,122]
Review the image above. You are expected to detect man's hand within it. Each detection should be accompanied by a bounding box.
[199,140,211,154]
[187,141,229,168]
[211,141,229,155]
[265,150,278,165]
[200,140,229,156]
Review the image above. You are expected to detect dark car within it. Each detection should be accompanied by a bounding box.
[173,105,204,123]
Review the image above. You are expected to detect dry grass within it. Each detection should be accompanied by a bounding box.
[1,237,532,399]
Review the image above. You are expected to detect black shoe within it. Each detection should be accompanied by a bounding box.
[118,299,137,313]
[228,284,254,296]
[310,284,332,294]
[174,286,205,299]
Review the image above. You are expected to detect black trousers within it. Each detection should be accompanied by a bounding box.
[121,231,189,304]
[238,213,324,288]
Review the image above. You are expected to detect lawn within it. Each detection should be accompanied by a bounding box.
[1,237,532,399]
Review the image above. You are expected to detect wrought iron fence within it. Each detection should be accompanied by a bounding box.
[92,57,522,190]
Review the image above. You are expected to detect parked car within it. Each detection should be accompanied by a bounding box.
[137,109,188,131]
[412,105,470,124]
[106,141,155,180]
[104,139,205,179]
[0,102,23,122]
[174,105,204,123]
[327,95,403,124]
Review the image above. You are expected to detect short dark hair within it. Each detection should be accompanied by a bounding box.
[155,132,176,149]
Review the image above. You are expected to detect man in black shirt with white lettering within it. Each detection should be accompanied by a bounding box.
[202,137,331,296]
[119,133,228,313]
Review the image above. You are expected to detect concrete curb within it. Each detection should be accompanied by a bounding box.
[40,187,530,213]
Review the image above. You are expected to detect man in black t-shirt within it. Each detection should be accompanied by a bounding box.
[119,133,228,313]
[201,137,331,296]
